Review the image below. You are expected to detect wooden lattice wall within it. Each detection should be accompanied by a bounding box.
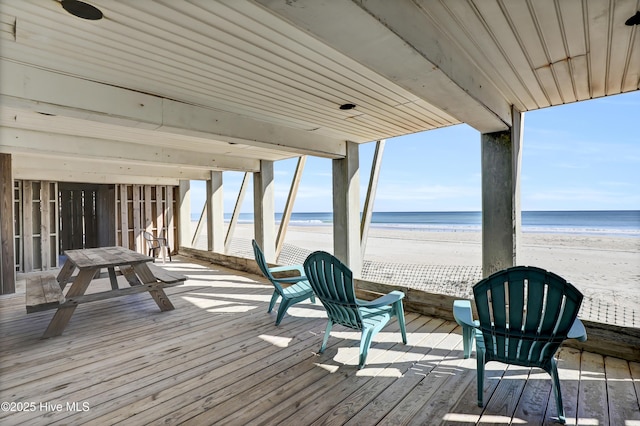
[13,180,59,272]
[115,184,177,256]
[13,182,177,273]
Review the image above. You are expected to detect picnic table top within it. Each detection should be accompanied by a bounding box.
[63,246,154,270]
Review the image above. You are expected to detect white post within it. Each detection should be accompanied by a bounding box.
[481,106,523,276]
[333,142,362,278]
[253,161,276,263]
[207,171,224,253]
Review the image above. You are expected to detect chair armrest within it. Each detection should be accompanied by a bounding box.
[567,317,587,342]
[275,276,308,284]
[453,300,477,329]
[268,264,305,277]
[359,290,405,308]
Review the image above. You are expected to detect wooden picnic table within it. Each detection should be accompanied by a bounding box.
[34,246,185,338]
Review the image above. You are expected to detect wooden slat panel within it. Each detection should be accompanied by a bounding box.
[156,185,164,242]
[22,180,33,272]
[64,247,152,270]
[25,274,64,313]
[426,0,538,110]
[586,0,611,98]
[132,185,141,253]
[606,1,638,95]
[552,59,577,103]
[165,185,174,253]
[40,180,50,270]
[577,351,609,424]
[71,189,83,250]
[557,0,590,100]
[119,184,129,249]
[605,356,640,424]
[144,185,152,235]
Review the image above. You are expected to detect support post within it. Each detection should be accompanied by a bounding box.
[191,202,206,248]
[253,161,276,263]
[361,140,385,257]
[225,172,249,253]
[0,153,15,294]
[206,171,224,253]
[178,180,191,250]
[481,106,523,276]
[276,156,306,259]
[333,142,362,278]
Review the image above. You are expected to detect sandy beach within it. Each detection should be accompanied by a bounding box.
[193,224,640,325]
[195,223,640,325]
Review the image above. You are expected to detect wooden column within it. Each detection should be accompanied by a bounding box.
[333,141,362,278]
[481,106,523,276]
[253,161,276,263]
[206,171,224,253]
[0,153,15,294]
[178,180,191,250]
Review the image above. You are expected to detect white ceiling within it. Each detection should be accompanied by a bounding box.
[1,0,638,183]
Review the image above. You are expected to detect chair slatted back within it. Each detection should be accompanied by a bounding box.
[304,251,363,330]
[473,266,583,368]
[252,240,284,293]
[143,231,158,248]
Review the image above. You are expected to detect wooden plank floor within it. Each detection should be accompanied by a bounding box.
[1,257,639,426]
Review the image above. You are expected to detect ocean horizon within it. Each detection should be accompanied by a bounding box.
[192,210,640,237]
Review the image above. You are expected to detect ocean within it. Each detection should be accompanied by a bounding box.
[199,210,640,237]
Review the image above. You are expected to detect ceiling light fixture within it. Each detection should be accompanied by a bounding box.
[339,103,356,110]
[60,0,103,20]
[625,11,640,26]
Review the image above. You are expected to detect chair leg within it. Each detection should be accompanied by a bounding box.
[476,348,485,407]
[359,329,375,369]
[319,320,333,353]
[268,291,279,313]
[462,326,475,359]
[549,358,566,424]
[275,298,293,326]
[395,300,407,344]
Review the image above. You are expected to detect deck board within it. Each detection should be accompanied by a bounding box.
[1,257,639,426]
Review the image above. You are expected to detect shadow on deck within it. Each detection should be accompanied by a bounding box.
[1,257,639,425]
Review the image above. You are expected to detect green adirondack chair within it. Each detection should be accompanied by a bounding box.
[303,250,407,369]
[453,266,587,424]
[252,240,315,326]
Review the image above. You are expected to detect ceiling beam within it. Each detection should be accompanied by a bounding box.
[0,60,347,159]
[11,154,212,183]
[0,127,261,172]
[257,0,512,133]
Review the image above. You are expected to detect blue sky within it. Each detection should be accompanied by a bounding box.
[191,91,640,214]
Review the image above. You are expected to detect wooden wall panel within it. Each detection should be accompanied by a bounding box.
[114,184,178,257]
[40,181,50,270]
[13,179,59,274]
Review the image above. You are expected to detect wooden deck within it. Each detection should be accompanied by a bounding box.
[1,257,639,425]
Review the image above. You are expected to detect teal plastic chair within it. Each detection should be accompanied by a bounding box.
[303,251,407,369]
[252,240,315,325]
[453,266,587,424]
